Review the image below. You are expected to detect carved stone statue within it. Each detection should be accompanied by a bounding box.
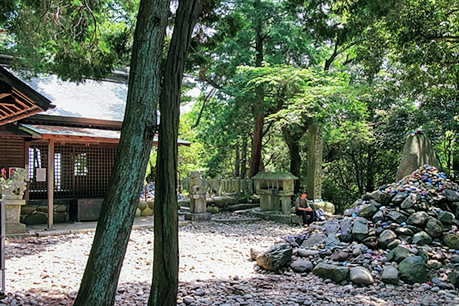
[0,168,27,200]
[186,171,211,220]
[1,168,27,234]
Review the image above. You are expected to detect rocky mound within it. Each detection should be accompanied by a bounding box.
[251,165,459,289]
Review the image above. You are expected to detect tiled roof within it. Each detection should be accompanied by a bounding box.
[9,69,129,121]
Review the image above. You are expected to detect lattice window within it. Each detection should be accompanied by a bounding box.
[74,153,88,176]
[28,145,48,197]
[28,143,117,199]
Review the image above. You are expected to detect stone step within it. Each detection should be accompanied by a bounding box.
[227,203,260,211]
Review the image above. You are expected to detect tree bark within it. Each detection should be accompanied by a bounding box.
[235,142,240,177]
[148,1,202,305]
[365,146,375,193]
[282,125,305,193]
[250,10,264,178]
[73,1,169,305]
[241,138,247,179]
[250,112,264,177]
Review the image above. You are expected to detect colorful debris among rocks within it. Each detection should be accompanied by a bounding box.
[252,165,459,290]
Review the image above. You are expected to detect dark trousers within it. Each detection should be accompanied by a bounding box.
[296,209,313,225]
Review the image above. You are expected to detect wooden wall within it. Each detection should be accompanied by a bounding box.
[0,137,25,170]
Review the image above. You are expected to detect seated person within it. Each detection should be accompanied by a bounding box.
[295,190,313,226]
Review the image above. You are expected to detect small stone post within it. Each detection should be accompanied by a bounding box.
[0,168,28,234]
[217,177,222,196]
[307,123,323,200]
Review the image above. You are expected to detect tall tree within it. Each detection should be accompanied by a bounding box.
[193,0,312,177]
[149,0,202,305]
[73,1,170,305]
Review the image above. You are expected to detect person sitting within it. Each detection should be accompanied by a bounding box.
[295,190,313,226]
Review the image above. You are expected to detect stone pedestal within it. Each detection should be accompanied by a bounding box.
[258,190,273,210]
[185,212,211,221]
[191,194,207,213]
[307,123,323,200]
[188,171,211,221]
[272,195,280,211]
[3,199,26,234]
[280,196,292,214]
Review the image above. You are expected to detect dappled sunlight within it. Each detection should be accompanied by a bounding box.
[2,221,456,305]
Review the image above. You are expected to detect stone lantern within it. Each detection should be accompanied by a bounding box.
[0,168,27,234]
[253,171,298,214]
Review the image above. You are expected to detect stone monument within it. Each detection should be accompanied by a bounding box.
[185,171,211,221]
[307,123,323,200]
[305,124,336,217]
[396,131,440,181]
[0,168,27,234]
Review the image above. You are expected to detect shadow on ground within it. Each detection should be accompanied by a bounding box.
[5,235,83,260]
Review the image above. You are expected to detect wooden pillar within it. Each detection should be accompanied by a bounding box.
[47,139,54,229]
[1,195,5,295]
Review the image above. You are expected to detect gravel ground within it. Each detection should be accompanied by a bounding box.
[1,215,458,305]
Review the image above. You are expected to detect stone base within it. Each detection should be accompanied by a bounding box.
[246,211,298,225]
[185,213,212,221]
[6,222,26,234]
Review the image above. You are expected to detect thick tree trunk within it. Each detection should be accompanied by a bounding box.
[148,1,201,306]
[250,113,264,177]
[282,126,304,193]
[250,4,264,178]
[73,1,169,305]
[235,142,240,177]
[241,138,247,179]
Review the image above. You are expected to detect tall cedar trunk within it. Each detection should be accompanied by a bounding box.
[148,1,201,305]
[250,113,264,177]
[73,1,169,305]
[282,126,302,193]
[235,142,240,177]
[241,138,247,179]
[250,11,264,178]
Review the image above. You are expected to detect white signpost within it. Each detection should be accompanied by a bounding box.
[0,198,5,296]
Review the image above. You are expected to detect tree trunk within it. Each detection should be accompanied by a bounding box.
[250,113,264,177]
[148,1,201,305]
[250,3,264,178]
[282,126,304,193]
[235,142,240,177]
[365,146,375,193]
[73,1,169,305]
[241,138,247,179]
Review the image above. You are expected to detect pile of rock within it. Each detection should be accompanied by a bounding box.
[251,165,459,290]
[140,182,155,201]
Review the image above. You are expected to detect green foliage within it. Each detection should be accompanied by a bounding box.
[0,0,137,81]
[177,112,208,177]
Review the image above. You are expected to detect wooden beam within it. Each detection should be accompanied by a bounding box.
[0,107,43,127]
[40,134,120,144]
[0,96,16,105]
[0,67,52,112]
[47,139,54,229]
[22,114,123,130]
[0,93,12,100]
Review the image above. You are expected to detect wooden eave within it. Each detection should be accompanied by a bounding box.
[0,66,53,126]
[21,114,123,130]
